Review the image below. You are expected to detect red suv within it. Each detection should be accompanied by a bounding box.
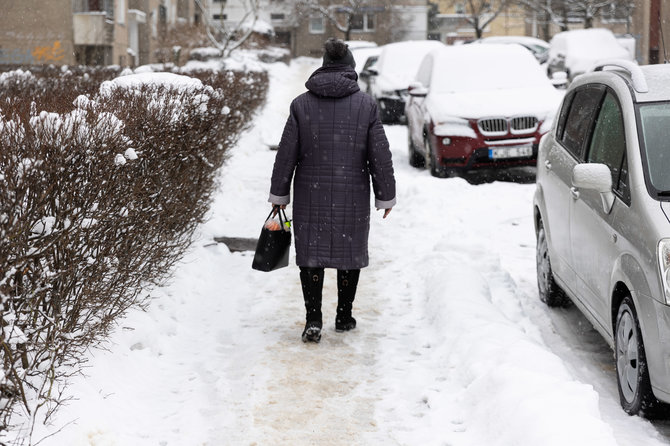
[405,44,563,178]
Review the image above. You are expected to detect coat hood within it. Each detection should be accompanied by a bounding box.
[305,65,360,98]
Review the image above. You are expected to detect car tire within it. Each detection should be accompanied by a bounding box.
[408,131,425,168]
[536,223,569,307]
[615,296,659,416]
[424,136,447,178]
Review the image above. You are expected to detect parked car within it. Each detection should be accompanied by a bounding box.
[351,46,382,93]
[405,43,563,178]
[344,40,377,50]
[546,28,634,81]
[534,60,670,416]
[471,35,550,64]
[365,40,444,124]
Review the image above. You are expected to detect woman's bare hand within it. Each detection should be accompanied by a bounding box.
[377,208,392,219]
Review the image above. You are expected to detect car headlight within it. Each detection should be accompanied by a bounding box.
[433,118,477,139]
[539,116,554,134]
[657,239,670,304]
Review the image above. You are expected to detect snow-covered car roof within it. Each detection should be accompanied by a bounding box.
[549,28,634,76]
[375,40,445,90]
[428,44,553,94]
[477,35,549,52]
[344,40,378,50]
[550,28,631,60]
[419,44,563,120]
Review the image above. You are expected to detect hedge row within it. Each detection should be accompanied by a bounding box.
[0,65,267,442]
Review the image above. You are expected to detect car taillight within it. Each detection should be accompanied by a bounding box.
[657,239,670,304]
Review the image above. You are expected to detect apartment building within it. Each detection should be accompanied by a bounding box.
[0,0,201,68]
[429,0,670,64]
[203,0,429,57]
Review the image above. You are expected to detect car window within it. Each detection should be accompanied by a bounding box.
[560,85,605,160]
[639,102,670,193]
[555,90,575,141]
[363,56,377,71]
[587,91,629,203]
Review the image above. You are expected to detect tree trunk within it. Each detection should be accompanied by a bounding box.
[561,4,569,31]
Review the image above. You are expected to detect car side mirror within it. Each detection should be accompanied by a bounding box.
[366,67,378,76]
[408,82,428,97]
[572,163,615,213]
[550,71,568,88]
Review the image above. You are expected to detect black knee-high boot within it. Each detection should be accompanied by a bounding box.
[300,267,324,342]
[336,269,360,332]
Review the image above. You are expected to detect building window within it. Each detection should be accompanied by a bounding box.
[350,13,375,31]
[159,5,167,24]
[271,13,285,21]
[310,16,325,34]
[75,0,114,19]
[601,2,631,22]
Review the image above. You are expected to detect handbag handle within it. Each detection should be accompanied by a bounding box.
[267,206,290,229]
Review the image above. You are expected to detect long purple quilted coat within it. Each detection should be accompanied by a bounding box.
[269,64,396,269]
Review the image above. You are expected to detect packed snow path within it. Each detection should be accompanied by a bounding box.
[35,59,670,445]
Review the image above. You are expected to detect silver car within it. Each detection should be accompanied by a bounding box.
[534,60,670,416]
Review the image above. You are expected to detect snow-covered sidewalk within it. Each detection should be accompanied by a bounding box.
[35,58,670,446]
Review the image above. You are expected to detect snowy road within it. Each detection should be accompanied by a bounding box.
[35,58,670,445]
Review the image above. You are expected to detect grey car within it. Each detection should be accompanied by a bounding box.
[534,60,670,416]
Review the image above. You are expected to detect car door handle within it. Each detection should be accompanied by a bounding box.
[570,187,580,200]
[544,160,552,170]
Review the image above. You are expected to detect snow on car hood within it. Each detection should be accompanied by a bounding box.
[376,71,415,92]
[427,87,564,124]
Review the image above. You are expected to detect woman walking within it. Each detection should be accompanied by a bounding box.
[269,38,396,343]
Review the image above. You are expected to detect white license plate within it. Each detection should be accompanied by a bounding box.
[488,145,533,159]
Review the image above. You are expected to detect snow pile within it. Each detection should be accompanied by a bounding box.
[0,69,35,86]
[189,47,223,61]
[100,72,205,96]
[421,259,615,444]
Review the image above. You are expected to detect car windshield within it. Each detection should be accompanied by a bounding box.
[431,47,551,94]
[639,102,670,193]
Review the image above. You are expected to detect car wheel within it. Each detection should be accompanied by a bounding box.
[408,130,425,168]
[615,296,658,416]
[424,136,447,178]
[536,223,569,307]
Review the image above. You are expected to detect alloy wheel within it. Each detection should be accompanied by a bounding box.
[536,229,551,296]
[616,308,639,403]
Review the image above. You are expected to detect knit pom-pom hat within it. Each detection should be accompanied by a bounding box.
[322,37,356,69]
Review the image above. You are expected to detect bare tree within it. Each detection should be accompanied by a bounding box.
[518,0,634,40]
[451,0,514,39]
[194,0,264,57]
[294,0,379,41]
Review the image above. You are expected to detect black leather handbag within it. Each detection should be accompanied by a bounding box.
[252,207,291,272]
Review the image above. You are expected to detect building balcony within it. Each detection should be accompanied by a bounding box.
[73,12,114,45]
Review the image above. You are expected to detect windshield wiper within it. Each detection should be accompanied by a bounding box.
[656,191,670,196]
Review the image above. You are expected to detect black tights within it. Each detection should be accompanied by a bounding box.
[299,267,360,323]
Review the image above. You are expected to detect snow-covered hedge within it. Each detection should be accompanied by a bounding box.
[0,66,267,440]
